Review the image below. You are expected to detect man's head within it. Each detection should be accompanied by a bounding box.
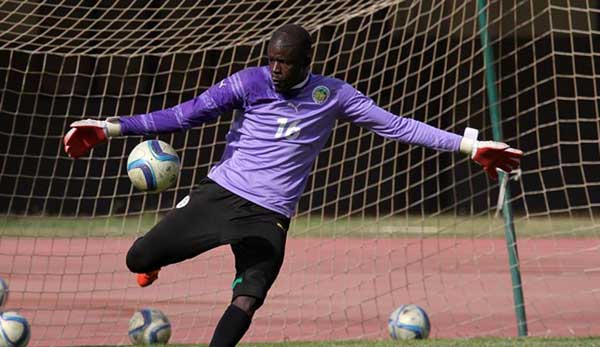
[268,24,312,92]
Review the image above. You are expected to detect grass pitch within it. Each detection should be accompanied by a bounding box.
[236,338,600,347]
[2,213,598,238]
[79,337,600,347]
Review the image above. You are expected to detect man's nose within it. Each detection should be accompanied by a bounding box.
[272,62,281,73]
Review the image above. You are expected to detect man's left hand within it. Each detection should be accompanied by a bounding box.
[461,137,523,180]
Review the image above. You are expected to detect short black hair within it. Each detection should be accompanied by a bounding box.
[269,24,312,53]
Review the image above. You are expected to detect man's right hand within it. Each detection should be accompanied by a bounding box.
[63,118,121,158]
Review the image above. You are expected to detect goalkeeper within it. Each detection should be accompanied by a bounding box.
[63,24,522,347]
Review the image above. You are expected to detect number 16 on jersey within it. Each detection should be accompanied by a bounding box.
[275,118,301,140]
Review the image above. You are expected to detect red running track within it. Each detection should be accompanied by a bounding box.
[1,237,599,346]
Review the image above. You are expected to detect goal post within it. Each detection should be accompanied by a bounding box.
[476,0,527,336]
[1,1,599,346]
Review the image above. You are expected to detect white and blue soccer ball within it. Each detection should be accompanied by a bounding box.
[128,308,171,345]
[388,304,430,340]
[0,278,8,307]
[0,311,31,347]
[127,140,180,193]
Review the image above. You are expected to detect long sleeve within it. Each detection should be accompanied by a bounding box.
[119,72,246,135]
[338,83,462,152]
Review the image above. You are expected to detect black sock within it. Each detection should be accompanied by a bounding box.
[209,304,252,347]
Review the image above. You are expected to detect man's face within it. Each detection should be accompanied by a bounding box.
[268,44,308,92]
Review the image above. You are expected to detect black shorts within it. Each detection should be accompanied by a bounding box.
[126,177,290,305]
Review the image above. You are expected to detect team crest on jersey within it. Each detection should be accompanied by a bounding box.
[312,86,330,104]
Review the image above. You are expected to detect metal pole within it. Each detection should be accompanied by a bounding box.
[476,0,528,336]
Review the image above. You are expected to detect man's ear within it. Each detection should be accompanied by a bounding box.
[304,54,312,67]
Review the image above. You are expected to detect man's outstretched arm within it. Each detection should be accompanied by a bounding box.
[338,83,523,180]
[63,72,246,158]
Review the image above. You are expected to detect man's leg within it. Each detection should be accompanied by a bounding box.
[209,295,257,347]
[210,234,286,347]
[126,182,224,283]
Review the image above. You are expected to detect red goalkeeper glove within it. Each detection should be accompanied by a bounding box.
[460,131,523,181]
[63,118,121,158]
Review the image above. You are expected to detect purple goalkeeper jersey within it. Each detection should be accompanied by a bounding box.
[120,66,462,217]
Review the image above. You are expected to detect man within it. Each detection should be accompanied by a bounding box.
[63,24,522,347]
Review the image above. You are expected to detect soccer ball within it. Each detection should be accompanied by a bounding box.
[0,311,31,347]
[388,304,430,340]
[128,308,171,345]
[0,277,8,307]
[127,140,180,193]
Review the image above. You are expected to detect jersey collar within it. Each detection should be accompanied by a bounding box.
[290,72,311,90]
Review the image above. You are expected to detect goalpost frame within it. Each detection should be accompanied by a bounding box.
[476,0,528,337]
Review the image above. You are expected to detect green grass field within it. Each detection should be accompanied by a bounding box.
[235,338,600,347]
[2,214,598,238]
[79,337,600,347]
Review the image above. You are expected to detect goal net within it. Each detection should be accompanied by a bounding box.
[1,0,599,345]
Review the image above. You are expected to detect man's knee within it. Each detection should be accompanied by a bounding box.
[126,238,155,273]
[232,296,261,317]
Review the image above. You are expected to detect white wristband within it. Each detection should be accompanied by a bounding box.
[104,117,122,137]
[460,127,479,157]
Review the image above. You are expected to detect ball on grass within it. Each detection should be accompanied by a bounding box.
[388,304,430,340]
[128,308,171,345]
[0,311,31,347]
[0,277,8,307]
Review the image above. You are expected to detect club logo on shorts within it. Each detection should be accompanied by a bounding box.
[312,85,330,104]
[176,195,190,208]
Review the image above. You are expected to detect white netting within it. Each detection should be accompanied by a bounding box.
[0,0,396,54]
[1,0,599,346]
